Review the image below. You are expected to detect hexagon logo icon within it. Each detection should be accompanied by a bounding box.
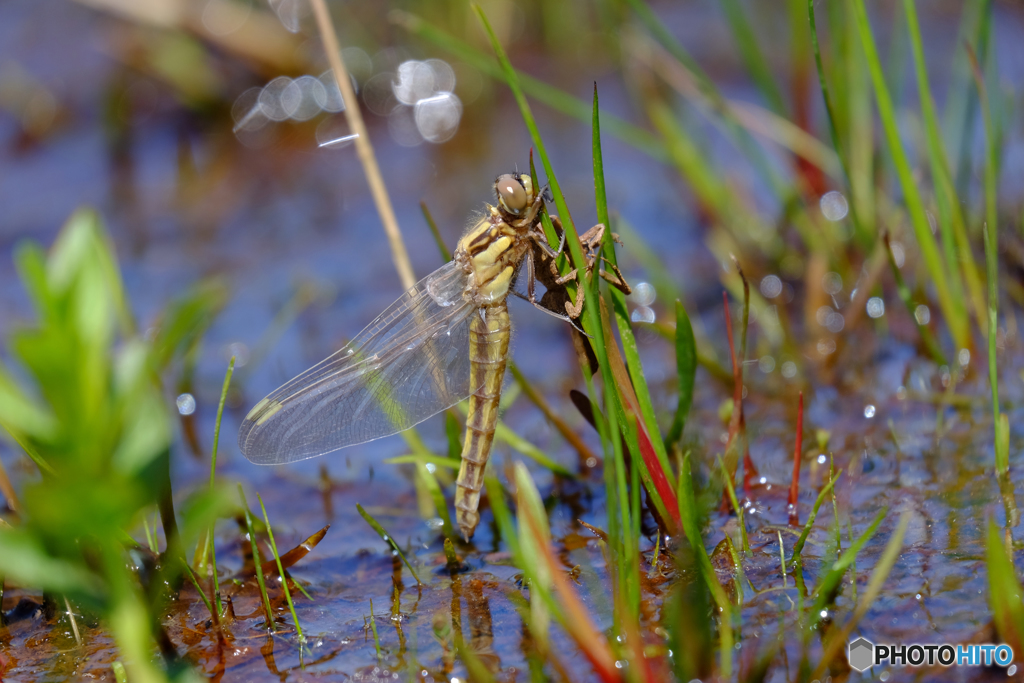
[848,637,875,672]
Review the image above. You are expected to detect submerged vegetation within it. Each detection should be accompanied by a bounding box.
[0,0,1022,681]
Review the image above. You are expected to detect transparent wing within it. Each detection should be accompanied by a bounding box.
[239,261,476,464]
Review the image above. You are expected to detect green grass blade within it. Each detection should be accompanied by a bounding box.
[258,494,305,643]
[356,503,422,586]
[790,472,841,559]
[719,0,787,115]
[665,301,696,447]
[238,485,274,629]
[852,0,968,349]
[717,456,749,553]
[986,519,1024,653]
[903,0,981,330]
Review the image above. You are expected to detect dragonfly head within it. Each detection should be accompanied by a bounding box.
[494,173,535,218]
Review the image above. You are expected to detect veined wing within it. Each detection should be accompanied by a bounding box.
[239,260,476,465]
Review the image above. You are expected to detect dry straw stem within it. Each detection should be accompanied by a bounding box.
[310,0,415,290]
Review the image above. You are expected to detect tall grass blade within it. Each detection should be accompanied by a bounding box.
[258,494,304,643]
[852,0,968,349]
[986,519,1024,654]
[238,485,274,629]
[665,301,696,447]
[790,472,841,559]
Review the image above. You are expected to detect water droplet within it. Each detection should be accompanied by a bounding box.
[758,355,775,373]
[914,304,931,325]
[760,274,782,299]
[393,60,436,105]
[227,342,250,367]
[425,59,456,93]
[781,361,797,379]
[586,457,598,468]
[817,454,827,465]
[816,305,833,326]
[819,191,849,221]
[822,271,843,295]
[864,404,876,418]
[259,76,296,121]
[820,609,828,618]
[866,297,885,318]
[630,281,657,307]
[176,393,196,416]
[425,462,436,474]
[958,348,971,366]
[896,386,907,400]
[816,338,836,355]
[631,306,655,324]
[425,517,444,531]
[826,311,845,333]
[285,75,327,121]
[759,476,767,484]
[414,92,462,143]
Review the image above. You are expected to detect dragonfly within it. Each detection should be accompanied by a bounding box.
[239,170,594,540]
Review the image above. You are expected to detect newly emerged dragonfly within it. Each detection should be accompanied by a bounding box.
[239,171,588,540]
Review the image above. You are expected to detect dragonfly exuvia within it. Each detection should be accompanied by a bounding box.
[239,170,586,540]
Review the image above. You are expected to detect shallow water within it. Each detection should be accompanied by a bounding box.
[2,1,1024,681]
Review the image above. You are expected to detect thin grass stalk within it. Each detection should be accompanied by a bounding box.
[718,0,786,115]
[790,472,841,559]
[965,46,1005,472]
[787,392,804,526]
[509,362,598,469]
[665,300,696,447]
[257,494,304,643]
[718,456,749,552]
[356,503,423,586]
[420,201,452,262]
[852,0,969,349]
[368,598,381,663]
[239,485,274,629]
[183,562,214,618]
[903,0,984,329]
[811,511,909,679]
[309,0,414,290]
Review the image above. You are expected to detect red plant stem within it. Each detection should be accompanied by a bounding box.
[788,392,804,526]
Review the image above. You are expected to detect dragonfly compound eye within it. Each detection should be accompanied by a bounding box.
[495,174,527,214]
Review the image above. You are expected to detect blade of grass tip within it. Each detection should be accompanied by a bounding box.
[883,232,947,365]
[788,392,804,526]
[665,301,697,447]
[810,510,909,680]
[718,455,749,553]
[258,494,304,644]
[966,45,1005,473]
[356,503,422,586]
[790,472,842,561]
[310,0,414,290]
[852,0,968,349]
[239,485,275,629]
[443,537,460,573]
[420,201,452,262]
[111,661,127,683]
[986,518,1024,653]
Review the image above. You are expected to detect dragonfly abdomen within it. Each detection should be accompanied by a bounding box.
[455,302,511,540]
